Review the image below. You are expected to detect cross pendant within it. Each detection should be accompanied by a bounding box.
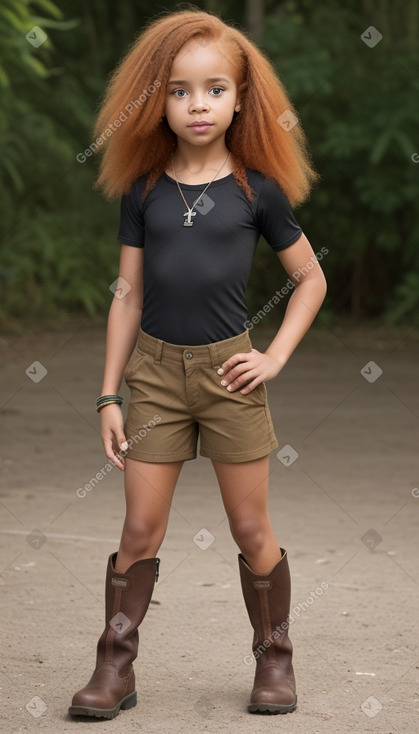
[183,210,196,227]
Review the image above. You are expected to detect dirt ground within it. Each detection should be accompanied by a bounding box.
[1,320,418,734]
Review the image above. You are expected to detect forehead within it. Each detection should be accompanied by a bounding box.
[170,39,238,82]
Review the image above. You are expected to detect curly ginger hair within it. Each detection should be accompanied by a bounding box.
[92,9,319,206]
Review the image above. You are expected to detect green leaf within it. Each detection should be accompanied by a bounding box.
[0,64,9,87]
[31,0,62,20]
[393,129,415,159]
[370,130,392,165]
[31,17,79,31]
[22,54,49,77]
[0,7,27,32]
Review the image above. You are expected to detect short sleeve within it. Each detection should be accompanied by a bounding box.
[116,180,145,247]
[255,177,302,251]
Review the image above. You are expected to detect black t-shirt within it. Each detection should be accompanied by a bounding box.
[117,168,302,345]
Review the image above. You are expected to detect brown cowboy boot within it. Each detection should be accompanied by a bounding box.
[239,548,297,714]
[69,552,160,719]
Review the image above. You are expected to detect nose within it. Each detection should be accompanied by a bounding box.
[189,93,210,113]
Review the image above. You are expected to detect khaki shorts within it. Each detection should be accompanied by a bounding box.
[123,328,278,463]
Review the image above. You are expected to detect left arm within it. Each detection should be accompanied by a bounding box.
[218,234,327,394]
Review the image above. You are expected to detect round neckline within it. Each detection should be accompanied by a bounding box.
[163,171,234,189]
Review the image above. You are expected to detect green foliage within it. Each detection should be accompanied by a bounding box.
[384,272,419,327]
[1,0,418,329]
[257,0,418,324]
[0,165,120,323]
[0,0,115,327]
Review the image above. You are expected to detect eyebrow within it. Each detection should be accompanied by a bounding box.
[167,77,231,86]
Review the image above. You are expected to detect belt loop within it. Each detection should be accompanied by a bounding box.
[209,342,219,369]
[154,339,163,364]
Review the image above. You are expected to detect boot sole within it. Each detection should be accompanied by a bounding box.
[68,691,137,719]
[248,695,297,715]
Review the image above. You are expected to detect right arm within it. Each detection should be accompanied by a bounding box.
[99,245,144,470]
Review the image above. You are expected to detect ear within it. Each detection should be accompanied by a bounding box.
[234,103,241,112]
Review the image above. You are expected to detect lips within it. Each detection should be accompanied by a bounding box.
[188,121,212,128]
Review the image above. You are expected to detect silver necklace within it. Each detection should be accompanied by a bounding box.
[171,152,230,226]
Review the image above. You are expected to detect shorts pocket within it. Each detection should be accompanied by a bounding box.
[244,380,267,404]
[123,347,148,384]
[211,365,267,404]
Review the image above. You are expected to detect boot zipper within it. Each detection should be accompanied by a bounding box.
[155,558,160,582]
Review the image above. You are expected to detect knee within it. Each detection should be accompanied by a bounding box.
[229,514,270,556]
[121,514,165,554]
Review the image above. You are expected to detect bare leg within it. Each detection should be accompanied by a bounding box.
[211,455,282,573]
[115,458,184,572]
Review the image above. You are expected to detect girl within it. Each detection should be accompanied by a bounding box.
[69,9,326,720]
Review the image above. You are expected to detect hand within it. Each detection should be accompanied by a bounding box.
[100,403,128,471]
[217,349,283,394]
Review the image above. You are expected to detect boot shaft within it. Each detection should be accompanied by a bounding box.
[96,553,160,673]
[238,548,297,712]
[238,549,293,663]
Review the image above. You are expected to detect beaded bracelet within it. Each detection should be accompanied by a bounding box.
[96,395,123,413]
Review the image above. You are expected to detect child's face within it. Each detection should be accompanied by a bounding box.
[165,39,240,150]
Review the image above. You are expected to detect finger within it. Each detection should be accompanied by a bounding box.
[224,370,259,392]
[220,360,255,386]
[117,433,128,452]
[103,438,125,471]
[111,451,125,471]
[106,451,125,471]
[217,351,252,376]
[219,360,254,386]
[112,439,127,467]
[239,379,261,394]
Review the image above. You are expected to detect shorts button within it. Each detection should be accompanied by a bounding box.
[185,351,193,359]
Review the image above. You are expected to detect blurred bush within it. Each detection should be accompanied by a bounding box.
[1,0,418,329]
